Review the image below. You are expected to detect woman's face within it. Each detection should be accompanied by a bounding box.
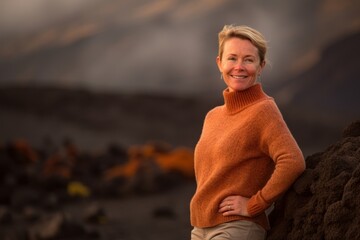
[217,37,265,92]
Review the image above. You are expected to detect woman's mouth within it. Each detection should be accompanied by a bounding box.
[230,75,247,79]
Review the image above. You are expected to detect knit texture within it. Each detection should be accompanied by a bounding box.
[190,84,305,230]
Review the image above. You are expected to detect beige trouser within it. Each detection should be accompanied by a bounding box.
[191,220,266,240]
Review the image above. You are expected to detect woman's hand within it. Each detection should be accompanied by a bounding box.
[219,195,250,217]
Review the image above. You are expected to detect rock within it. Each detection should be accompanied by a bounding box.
[22,206,41,223]
[11,187,41,209]
[342,120,360,138]
[0,206,12,224]
[83,202,107,224]
[267,121,360,240]
[292,169,313,196]
[0,229,27,240]
[28,211,99,240]
[42,193,60,210]
[28,212,65,240]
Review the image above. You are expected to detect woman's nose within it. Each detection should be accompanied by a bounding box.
[234,60,245,70]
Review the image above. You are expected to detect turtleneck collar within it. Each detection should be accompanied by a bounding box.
[223,83,269,114]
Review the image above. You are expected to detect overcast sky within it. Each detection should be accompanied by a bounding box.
[0,0,105,38]
[0,0,359,95]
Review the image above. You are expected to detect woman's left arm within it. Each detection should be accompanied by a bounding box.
[246,104,306,217]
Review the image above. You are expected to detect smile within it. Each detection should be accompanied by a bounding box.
[230,75,247,79]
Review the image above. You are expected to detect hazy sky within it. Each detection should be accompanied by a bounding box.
[0,0,359,95]
[0,0,102,37]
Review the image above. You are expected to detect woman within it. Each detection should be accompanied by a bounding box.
[190,25,306,240]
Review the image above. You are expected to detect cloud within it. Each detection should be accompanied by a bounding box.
[0,0,101,37]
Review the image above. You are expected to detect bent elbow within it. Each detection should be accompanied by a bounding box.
[295,156,306,177]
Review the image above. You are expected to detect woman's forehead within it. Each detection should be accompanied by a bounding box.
[223,38,258,55]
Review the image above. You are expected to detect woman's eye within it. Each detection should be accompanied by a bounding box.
[227,57,236,61]
[244,58,254,63]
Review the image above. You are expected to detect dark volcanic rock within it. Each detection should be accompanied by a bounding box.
[83,202,107,224]
[267,120,360,240]
[28,212,99,240]
[0,206,12,224]
[342,120,360,138]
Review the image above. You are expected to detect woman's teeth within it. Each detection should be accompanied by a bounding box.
[231,75,247,79]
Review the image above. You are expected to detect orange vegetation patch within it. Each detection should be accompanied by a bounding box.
[12,139,39,163]
[104,158,140,180]
[155,147,194,178]
[42,154,72,179]
[104,143,194,181]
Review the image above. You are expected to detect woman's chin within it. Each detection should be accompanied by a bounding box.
[229,85,250,92]
[226,79,256,92]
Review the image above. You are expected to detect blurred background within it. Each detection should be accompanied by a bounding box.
[1,0,360,153]
[0,0,359,239]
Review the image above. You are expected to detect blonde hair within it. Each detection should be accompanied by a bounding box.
[218,25,268,64]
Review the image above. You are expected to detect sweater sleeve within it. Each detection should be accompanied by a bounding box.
[247,102,306,217]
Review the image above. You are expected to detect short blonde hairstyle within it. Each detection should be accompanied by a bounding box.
[218,25,268,64]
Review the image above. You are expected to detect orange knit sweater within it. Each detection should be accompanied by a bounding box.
[190,83,305,230]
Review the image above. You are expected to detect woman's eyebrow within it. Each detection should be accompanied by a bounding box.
[244,55,255,58]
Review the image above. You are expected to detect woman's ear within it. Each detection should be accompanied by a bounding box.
[216,56,222,72]
[261,60,266,69]
[258,60,266,75]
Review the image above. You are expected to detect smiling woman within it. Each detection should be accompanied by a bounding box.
[189,25,306,240]
[216,37,265,91]
[216,25,267,92]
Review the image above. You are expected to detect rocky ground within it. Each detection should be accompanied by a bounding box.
[1,119,359,239]
[0,138,196,240]
[0,86,358,239]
